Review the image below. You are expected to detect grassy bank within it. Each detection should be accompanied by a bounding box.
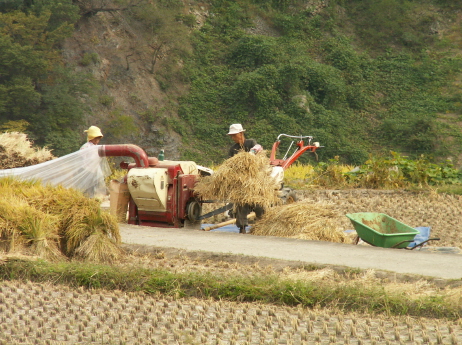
[1,259,460,320]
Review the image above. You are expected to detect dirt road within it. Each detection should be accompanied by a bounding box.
[119,223,462,280]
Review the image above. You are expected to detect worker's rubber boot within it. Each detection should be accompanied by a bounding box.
[239,226,246,234]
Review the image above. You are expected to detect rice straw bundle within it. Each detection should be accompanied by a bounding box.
[194,151,281,208]
[74,231,123,263]
[33,187,121,261]
[18,209,63,261]
[0,197,28,253]
[0,177,121,262]
[0,132,54,169]
[61,203,121,257]
[251,200,351,243]
[0,194,63,260]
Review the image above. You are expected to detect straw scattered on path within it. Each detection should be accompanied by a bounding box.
[251,200,351,243]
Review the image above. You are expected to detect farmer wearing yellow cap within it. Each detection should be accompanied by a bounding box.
[80,126,103,150]
[79,126,106,197]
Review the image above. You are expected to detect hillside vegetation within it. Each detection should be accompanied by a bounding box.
[0,0,461,165]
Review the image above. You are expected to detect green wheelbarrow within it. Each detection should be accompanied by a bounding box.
[346,213,440,249]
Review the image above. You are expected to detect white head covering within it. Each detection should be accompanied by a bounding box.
[227,124,245,135]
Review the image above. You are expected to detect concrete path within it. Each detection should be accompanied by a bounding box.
[119,224,462,280]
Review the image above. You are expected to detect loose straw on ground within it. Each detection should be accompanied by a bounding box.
[0,132,54,169]
[251,200,351,243]
[194,151,281,209]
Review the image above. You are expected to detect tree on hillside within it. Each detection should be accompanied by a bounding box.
[347,0,440,51]
[0,2,97,156]
[73,0,146,17]
[128,2,192,74]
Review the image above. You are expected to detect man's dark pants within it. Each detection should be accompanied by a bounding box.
[235,204,264,233]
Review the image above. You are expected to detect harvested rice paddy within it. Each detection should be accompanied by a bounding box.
[0,278,461,345]
[296,189,462,249]
[2,133,462,344]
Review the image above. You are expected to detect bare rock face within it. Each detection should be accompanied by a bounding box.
[62,11,184,160]
[304,0,329,15]
[246,16,280,37]
[292,95,311,113]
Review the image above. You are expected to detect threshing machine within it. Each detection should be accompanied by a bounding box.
[99,134,321,228]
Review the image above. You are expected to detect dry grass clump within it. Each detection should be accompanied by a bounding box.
[194,151,281,208]
[251,201,351,243]
[0,177,121,262]
[279,266,462,305]
[284,161,355,189]
[0,132,54,169]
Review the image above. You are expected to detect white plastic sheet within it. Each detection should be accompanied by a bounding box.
[0,146,111,197]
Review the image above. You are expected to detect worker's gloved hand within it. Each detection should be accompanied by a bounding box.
[250,144,263,154]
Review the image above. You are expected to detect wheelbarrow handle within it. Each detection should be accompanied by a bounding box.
[407,238,441,250]
[391,240,414,248]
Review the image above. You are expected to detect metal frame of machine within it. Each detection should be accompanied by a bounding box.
[99,144,201,228]
[269,134,322,169]
[98,134,322,228]
[125,161,200,227]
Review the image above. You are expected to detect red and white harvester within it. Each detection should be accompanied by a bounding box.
[99,134,321,228]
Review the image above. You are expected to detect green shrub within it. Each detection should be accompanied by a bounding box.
[80,52,99,66]
[99,95,114,107]
[103,110,138,141]
[347,152,462,187]
[177,13,196,27]
[228,36,278,69]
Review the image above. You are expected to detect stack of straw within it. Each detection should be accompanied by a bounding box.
[0,132,54,169]
[0,177,121,262]
[251,200,351,243]
[194,151,281,208]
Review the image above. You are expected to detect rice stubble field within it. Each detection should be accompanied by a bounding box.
[1,276,462,345]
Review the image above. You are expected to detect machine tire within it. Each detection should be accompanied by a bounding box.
[285,191,298,204]
[186,201,202,222]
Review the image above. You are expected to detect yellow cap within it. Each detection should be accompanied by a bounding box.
[84,126,103,141]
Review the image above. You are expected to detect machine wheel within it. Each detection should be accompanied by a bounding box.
[286,191,298,204]
[186,201,202,222]
[279,188,298,204]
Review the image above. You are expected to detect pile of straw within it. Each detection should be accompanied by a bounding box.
[0,177,121,262]
[194,151,281,208]
[251,200,351,243]
[0,132,54,169]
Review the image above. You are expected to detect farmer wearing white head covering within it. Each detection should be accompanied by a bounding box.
[227,123,262,157]
[227,123,264,233]
[80,126,103,150]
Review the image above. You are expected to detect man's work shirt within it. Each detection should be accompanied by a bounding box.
[228,139,258,158]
